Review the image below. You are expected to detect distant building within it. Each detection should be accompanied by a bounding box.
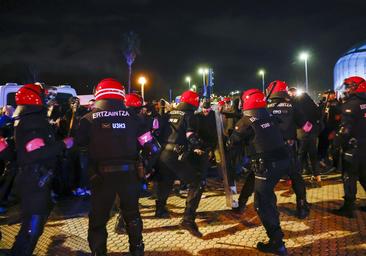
[334,41,366,91]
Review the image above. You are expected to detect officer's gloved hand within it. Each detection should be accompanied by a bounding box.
[187,133,202,149]
[225,138,233,150]
[63,137,74,149]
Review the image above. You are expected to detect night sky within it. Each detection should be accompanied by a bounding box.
[1,0,365,100]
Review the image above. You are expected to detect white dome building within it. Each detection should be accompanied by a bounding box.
[334,41,366,91]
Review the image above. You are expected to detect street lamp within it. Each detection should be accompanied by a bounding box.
[258,69,265,92]
[138,76,147,101]
[299,52,309,93]
[185,76,191,90]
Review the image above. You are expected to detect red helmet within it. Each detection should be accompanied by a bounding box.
[343,76,365,94]
[125,93,143,107]
[224,97,232,102]
[355,81,366,93]
[266,80,288,94]
[180,90,199,108]
[241,89,266,110]
[218,100,225,106]
[15,83,45,105]
[94,78,125,101]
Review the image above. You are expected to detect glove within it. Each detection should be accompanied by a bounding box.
[187,133,202,150]
[63,137,74,149]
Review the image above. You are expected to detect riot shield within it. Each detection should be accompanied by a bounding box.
[214,107,234,207]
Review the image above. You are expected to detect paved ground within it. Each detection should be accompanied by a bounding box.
[1,174,366,256]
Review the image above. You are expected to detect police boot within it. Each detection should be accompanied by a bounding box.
[125,217,144,256]
[257,240,288,256]
[232,202,246,214]
[296,199,310,219]
[114,213,127,234]
[11,215,47,256]
[180,219,202,238]
[333,201,355,218]
[155,200,170,218]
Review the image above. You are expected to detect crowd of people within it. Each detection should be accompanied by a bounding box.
[0,75,365,256]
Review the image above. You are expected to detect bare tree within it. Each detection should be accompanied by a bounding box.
[122,31,141,93]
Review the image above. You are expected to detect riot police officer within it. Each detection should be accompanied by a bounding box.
[333,76,366,218]
[11,83,73,256]
[77,79,159,256]
[266,80,311,218]
[155,90,205,237]
[228,89,289,255]
[233,82,311,220]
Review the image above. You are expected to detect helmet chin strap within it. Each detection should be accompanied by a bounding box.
[265,81,277,102]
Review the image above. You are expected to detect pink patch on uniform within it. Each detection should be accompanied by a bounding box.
[153,118,159,129]
[138,131,153,146]
[0,138,8,152]
[25,138,45,152]
[302,121,313,133]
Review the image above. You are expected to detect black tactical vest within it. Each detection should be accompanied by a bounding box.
[162,102,197,146]
[163,110,188,145]
[243,108,287,159]
[342,93,366,149]
[87,100,142,165]
[267,92,298,140]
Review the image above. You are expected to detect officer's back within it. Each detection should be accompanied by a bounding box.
[267,81,307,140]
[79,99,140,166]
[76,78,146,256]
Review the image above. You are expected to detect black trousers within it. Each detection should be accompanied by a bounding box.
[342,152,366,203]
[287,143,306,202]
[298,134,319,176]
[88,169,142,254]
[157,149,205,221]
[0,161,17,205]
[12,165,53,256]
[254,158,289,243]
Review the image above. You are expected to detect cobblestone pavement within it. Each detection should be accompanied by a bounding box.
[1,174,366,255]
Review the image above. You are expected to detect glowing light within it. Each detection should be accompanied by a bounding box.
[185,76,191,82]
[198,68,209,74]
[297,88,304,96]
[138,76,147,85]
[299,52,309,61]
